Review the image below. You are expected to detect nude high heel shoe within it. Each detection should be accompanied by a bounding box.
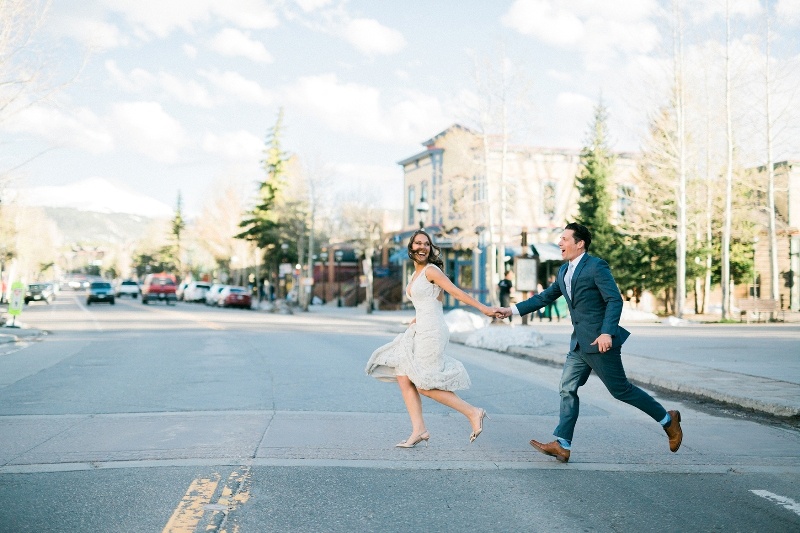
[469,409,489,443]
[395,431,430,448]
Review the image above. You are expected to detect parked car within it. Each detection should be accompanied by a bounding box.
[204,284,227,306]
[115,279,140,298]
[25,283,55,304]
[183,282,212,303]
[87,281,115,305]
[141,274,177,305]
[66,276,89,290]
[218,286,252,308]
[176,280,192,301]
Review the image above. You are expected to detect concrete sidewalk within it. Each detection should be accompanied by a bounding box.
[308,305,800,419]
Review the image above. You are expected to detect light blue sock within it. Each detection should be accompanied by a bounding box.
[557,437,571,450]
[659,413,671,427]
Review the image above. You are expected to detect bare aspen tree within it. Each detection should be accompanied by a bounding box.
[471,56,499,306]
[721,0,734,320]
[295,159,330,312]
[763,5,779,313]
[467,48,534,306]
[673,0,688,318]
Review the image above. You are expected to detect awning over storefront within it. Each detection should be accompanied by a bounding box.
[530,242,563,261]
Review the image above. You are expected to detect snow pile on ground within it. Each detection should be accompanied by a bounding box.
[662,315,697,326]
[257,300,293,314]
[620,307,660,322]
[444,308,547,351]
[463,325,547,351]
[444,308,490,333]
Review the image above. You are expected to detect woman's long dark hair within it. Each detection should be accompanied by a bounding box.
[407,229,444,269]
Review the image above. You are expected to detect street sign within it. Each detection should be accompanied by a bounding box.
[8,281,24,317]
[514,257,538,292]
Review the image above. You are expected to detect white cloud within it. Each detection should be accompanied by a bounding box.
[285,74,447,144]
[556,92,594,111]
[501,0,584,46]
[212,1,279,30]
[109,101,188,162]
[777,0,800,23]
[6,105,114,154]
[52,16,127,50]
[691,0,762,23]
[209,28,273,63]
[183,44,198,59]
[101,0,278,39]
[202,130,263,162]
[342,18,406,55]
[501,0,661,68]
[105,61,215,108]
[295,0,333,13]
[199,70,274,106]
[546,69,573,83]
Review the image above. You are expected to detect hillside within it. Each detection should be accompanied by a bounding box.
[44,207,164,246]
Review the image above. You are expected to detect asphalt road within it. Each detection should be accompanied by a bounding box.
[1,293,798,532]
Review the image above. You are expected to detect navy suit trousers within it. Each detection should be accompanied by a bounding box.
[554,345,668,442]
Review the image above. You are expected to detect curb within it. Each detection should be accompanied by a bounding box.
[448,332,800,419]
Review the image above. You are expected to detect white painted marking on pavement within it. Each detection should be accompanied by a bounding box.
[750,490,800,517]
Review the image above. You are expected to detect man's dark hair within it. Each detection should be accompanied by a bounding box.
[565,222,592,251]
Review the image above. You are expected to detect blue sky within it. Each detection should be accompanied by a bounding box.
[2,0,799,217]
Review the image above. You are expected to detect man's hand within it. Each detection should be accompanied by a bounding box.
[494,307,512,319]
[590,333,613,353]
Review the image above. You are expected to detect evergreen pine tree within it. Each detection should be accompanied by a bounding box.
[237,108,288,249]
[575,100,616,260]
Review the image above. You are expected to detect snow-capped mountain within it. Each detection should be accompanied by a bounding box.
[10,178,173,218]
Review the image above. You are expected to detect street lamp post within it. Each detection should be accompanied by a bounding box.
[353,247,362,306]
[416,194,429,230]
[752,236,759,299]
[319,251,328,303]
[334,249,344,307]
[280,243,289,299]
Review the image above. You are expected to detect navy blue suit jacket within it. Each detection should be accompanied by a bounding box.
[516,254,630,354]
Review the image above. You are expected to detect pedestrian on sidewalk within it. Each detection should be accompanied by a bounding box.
[497,222,683,463]
[497,270,514,323]
[365,229,500,448]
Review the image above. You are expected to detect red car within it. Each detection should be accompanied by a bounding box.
[219,286,252,308]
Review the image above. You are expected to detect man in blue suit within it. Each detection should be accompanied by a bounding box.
[497,223,683,462]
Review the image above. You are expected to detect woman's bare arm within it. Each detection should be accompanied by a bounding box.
[425,266,497,316]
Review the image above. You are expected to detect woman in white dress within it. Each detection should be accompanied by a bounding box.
[366,230,500,448]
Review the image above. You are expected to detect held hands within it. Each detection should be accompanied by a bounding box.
[481,306,500,318]
[486,307,512,319]
[591,333,613,353]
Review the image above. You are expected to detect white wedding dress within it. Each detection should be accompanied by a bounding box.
[365,264,471,391]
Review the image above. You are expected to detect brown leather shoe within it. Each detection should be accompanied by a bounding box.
[530,439,570,463]
[664,410,683,452]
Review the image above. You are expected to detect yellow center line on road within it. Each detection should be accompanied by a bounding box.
[162,475,220,533]
[204,467,253,532]
[162,467,253,533]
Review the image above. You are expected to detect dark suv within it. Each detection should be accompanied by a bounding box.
[87,281,115,305]
[25,283,55,304]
